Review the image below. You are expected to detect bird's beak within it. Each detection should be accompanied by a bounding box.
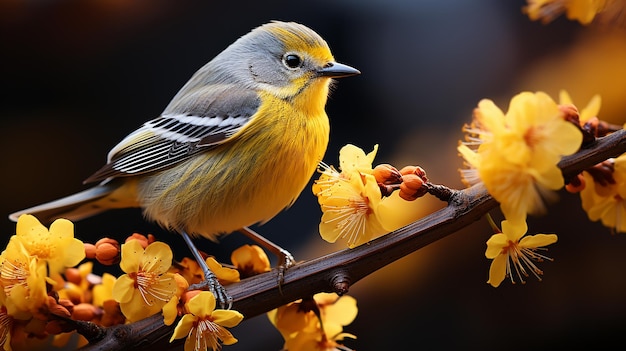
[317,62,360,78]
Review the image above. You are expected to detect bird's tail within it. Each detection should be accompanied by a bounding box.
[8,180,135,224]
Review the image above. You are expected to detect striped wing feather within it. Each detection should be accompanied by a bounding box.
[84,86,260,184]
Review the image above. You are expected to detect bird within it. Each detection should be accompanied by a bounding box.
[9,21,360,307]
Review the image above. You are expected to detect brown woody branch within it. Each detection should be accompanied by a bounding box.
[79,129,626,351]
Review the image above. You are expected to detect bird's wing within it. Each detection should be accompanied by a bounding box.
[84,85,260,184]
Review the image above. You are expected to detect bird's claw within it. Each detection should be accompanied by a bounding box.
[189,276,233,310]
[278,248,295,269]
[277,248,296,291]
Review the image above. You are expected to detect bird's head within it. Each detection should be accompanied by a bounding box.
[216,21,360,103]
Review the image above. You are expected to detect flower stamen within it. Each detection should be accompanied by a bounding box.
[135,272,174,306]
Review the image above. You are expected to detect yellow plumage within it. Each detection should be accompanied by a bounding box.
[140,89,331,238]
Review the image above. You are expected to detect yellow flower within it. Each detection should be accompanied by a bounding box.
[485,220,558,287]
[112,240,177,322]
[268,293,357,351]
[580,153,626,232]
[314,145,389,248]
[317,171,387,248]
[0,237,48,317]
[458,91,582,223]
[170,291,243,351]
[559,90,601,123]
[230,245,271,278]
[14,214,85,275]
[524,0,608,25]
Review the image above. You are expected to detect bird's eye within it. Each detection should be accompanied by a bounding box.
[283,54,303,69]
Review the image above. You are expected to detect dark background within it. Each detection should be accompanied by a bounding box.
[2,0,626,350]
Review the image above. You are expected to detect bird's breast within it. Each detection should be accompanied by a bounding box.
[138,94,330,239]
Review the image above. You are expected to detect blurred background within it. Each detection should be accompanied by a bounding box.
[2,0,626,350]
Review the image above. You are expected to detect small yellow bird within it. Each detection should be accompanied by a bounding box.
[9,21,359,306]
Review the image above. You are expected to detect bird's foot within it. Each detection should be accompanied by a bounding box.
[189,273,233,309]
[277,248,296,292]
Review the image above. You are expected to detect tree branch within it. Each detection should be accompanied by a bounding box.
[80,129,626,351]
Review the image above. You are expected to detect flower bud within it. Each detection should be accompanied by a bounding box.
[64,267,82,285]
[399,174,427,201]
[125,233,155,248]
[559,103,580,124]
[48,297,72,318]
[565,173,586,193]
[399,165,428,182]
[72,303,98,321]
[373,164,402,185]
[95,238,121,266]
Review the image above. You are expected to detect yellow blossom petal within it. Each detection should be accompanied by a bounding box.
[270,303,312,336]
[487,253,508,288]
[339,144,378,174]
[119,240,143,274]
[320,294,358,327]
[231,245,271,276]
[219,330,239,346]
[170,314,197,343]
[519,233,558,248]
[143,242,173,274]
[118,288,164,322]
[186,291,216,318]
[474,98,507,137]
[211,309,244,328]
[205,257,240,285]
[162,296,180,326]
[111,275,135,304]
[485,233,508,259]
[501,220,528,242]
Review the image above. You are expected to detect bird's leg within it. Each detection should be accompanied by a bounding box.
[181,230,233,309]
[238,226,295,285]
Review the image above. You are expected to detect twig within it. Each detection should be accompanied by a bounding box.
[79,129,626,351]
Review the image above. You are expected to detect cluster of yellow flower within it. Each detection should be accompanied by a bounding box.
[0,214,278,351]
[459,90,615,287]
[268,292,358,351]
[0,214,85,350]
[312,88,624,291]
